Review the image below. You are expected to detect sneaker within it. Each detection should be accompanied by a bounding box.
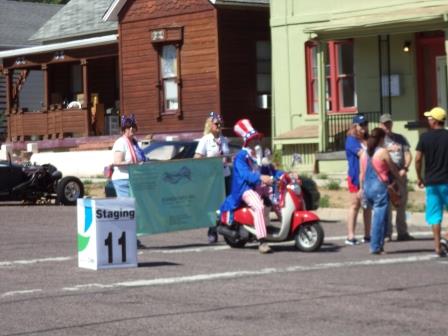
[137,239,146,249]
[396,233,415,241]
[258,242,272,254]
[435,250,447,258]
[361,236,371,243]
[384,235,392,242]
[207,233,218,244]
[440,238,448,254]
[207,227,218,244]
[345,238,360,246]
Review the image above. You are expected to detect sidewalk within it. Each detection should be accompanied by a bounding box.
[316,208,427,228]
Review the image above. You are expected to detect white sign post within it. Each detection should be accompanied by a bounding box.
[77,198,138,270]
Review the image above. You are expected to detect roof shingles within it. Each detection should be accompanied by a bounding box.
[0,0,62,48]
[30,0,117,43]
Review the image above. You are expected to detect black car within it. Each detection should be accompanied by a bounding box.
[105,140,320,210]
[0,156,84,205]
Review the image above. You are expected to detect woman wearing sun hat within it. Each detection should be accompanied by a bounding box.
[111,114,147,197]
[220,119,283,254]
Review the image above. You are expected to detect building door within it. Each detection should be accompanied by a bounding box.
[416,31,446,119]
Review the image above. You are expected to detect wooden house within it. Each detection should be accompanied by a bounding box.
[0,0,62,143]
[103,0,270,140]
[0,0,119,147]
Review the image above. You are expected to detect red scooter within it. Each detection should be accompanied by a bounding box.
[216,172,324,252]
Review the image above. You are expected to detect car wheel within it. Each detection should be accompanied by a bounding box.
[57,176,84,205]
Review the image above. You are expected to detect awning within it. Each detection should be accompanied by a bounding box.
[305,4,448,37]
[0,35,118,60]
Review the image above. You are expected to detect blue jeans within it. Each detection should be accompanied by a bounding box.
[363,158,389,253]
[112,179,130,197]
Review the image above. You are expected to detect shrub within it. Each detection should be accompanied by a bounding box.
[326,179,341,190]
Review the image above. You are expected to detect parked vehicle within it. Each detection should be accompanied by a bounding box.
[0,156,84,205]
[216,172,324,252]
[104,140,320,211]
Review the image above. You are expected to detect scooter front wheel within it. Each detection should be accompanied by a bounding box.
[294,222,324,252]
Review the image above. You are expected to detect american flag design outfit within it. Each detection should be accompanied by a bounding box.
[220,148,283,239]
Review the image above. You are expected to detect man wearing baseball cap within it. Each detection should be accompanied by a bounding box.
[379,113,414,241]
[415,107,448,257]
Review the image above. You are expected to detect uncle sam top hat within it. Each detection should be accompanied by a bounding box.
[234,119,262,146]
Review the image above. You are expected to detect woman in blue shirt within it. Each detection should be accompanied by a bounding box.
[345,114,372,245]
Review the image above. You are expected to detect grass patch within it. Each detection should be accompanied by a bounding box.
[319,195,330,208]
[82,179,93,185]
[316,173,328,180]
[406,201,425,213]
[326,179,341,190]
[84,182,106,197]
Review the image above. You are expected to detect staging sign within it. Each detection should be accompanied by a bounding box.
[77,198,137,270]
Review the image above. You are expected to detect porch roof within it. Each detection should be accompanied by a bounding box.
[0,34,118,61]
[304,4,448,38]
[276,125,319,140]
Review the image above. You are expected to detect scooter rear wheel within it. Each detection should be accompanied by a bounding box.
[223,236,247,248]
[294,222,324,252]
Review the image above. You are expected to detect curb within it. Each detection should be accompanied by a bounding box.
[316,208,427,227]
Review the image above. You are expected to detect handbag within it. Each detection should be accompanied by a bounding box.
[368,157,401,208]
[387,181,401,208]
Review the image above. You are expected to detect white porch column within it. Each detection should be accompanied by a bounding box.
[317,42,328,152]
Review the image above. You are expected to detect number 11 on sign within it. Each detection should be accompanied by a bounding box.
[104,231,127,263]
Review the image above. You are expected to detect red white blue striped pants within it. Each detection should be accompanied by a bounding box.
[242,189,267,239]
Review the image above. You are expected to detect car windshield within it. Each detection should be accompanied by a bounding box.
[143,142,195,161]
[145,144,180,160]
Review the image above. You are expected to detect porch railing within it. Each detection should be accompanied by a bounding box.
[326,111,381,152]
[8,108,89,141]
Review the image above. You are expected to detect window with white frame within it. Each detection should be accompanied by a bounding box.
[151,27,183,119]
[161,44,179,112]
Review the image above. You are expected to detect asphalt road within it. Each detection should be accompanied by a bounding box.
[0,205,447,336]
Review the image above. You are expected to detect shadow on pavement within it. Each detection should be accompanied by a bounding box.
[138,261,181,268]
[143,243,213,250]
[385,248,434,255]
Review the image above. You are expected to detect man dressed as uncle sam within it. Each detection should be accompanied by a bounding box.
[220,119,284,254]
